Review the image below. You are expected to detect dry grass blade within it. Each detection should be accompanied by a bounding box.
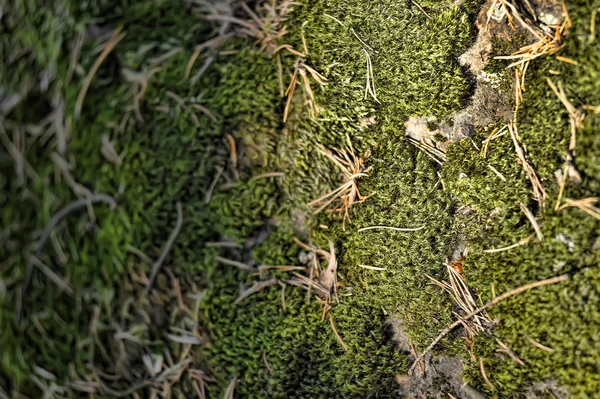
[309,143,370,226]
[547,78,585,151]
[76,26,126,119]
[263,352,273,372]
[286,275,329,296]
[559,197,600,220]
[487,164,506,181]
[358,264,387,271]
[223,377,237,399]
[29,255,73,295]
[289,238,339,300]
[250,172,285,181]
[283,61,326,122]
[508,123,546,203]
[411,0,432,19]
[554,162,569,212]
[18,194,117,322]
[527,337,555,353]
[555,55,578,65]
[591,7,599,42]
[484,235,532,253]
[204,0,298,57]
[494,1,571,110]
[235,278,278,304]
[318,241,337,294]
[363,49,379,103]
[495,338,526,365]
[482,126,508,158]
[358,225,424,233]
[408,274,569,375]
[205,166,224,204]
[257,265,305,273]
[407,137,446,165]
[145,202,184,293]
[426,263,492,335]
[277,53,284,97]
[226,134,239,179]
[216,256,255,271]
[479,358,495,390]
[329,314,348,351]
[520,203,543,241]
[283,65,298,122]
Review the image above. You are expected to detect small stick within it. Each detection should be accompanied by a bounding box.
[520,203,543,241]
[216,256,255,271]
[276,53,284,97]
[479,358,495,390]
[508,123,546,202]
[301,22,309,55]
[495,338,525,365]
[555,56,578,65]
[250,172,284,181]
[279,281,287,311]
[234,278,278,304]
[411,0,432,19]
[263,352,273,372]
[352,28,373,52]
[590,8,598,43]
[323,13,344,27]
[487,164,506,181]
[554,163,569,211]
[527,337,554,353]
[204,166,223,204]
[283,65,299,123]
[329,314,348,351]
[358,264,387,271]
[205,241,241,248]
[185,49,201,79]
[226,134,238,179]
[75,26,125,119]
[145,202,184,294]
[358,225,425,233]
[257,265,305,273]
[484,235,532,253]
[29,255,74,295]
[408,274,569,375]
[408,338,425,373]
[223,377,237,399]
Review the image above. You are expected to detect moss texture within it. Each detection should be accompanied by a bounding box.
[1,0,599,398]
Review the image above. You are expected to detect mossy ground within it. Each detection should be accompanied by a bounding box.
[1,0,599,398]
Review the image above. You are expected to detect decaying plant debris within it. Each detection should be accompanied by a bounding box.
[1,0,600,398]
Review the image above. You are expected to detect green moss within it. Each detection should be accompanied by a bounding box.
[2,0,599,397]
[441,1,600,396]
